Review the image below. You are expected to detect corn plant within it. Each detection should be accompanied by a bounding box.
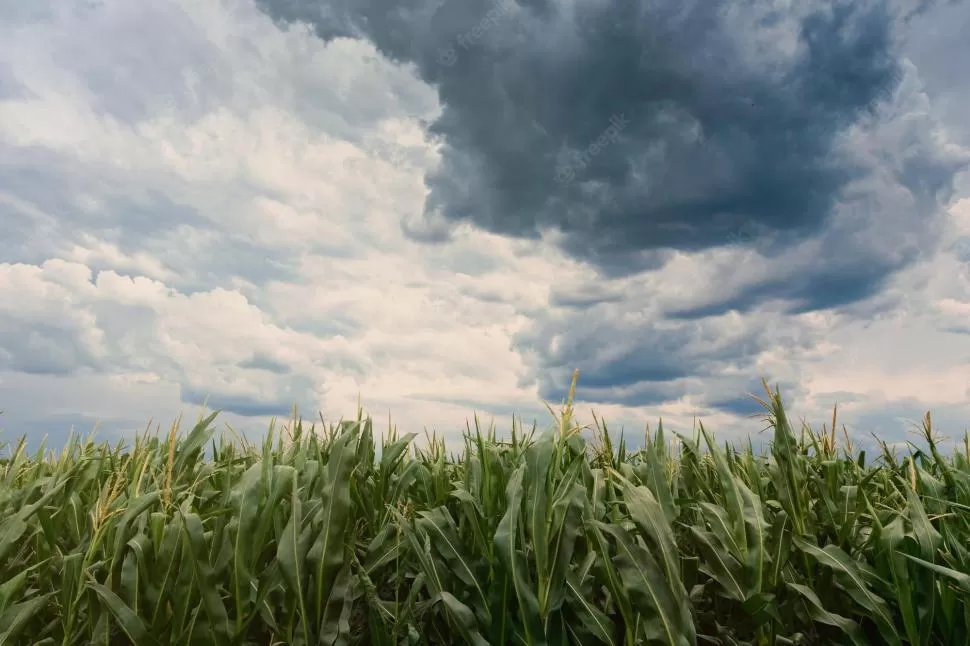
[0,375,968,645]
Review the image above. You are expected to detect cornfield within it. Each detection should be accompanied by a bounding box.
[1,376,969,645]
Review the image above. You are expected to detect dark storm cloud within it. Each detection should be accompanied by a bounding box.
[548,283,626,309]
[700,373,814,425]
[706,396,769,417]
[181,387,309,418]
[253,0,970,421]
[667,255,904,318]
[514,313,768,403]
[251,0,963,299]
[567,383,689,409]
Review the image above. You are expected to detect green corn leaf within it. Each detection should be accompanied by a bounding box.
[793,537,901,646]
[595,521,695,646]
[181,511,231,641]
[86,583,154,646]
[786,582,866,646]
[901,553,970,593]
[308,425,358,638]
[494,465,542,643]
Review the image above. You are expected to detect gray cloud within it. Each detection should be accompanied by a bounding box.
[512,304,781,405]
[47,3,235,124]
[181,386,310,418]
[842,399,970,450]
[1,149,206,244]
[0,150,303,297]
[667,256,905,318]
[239,353,292,374]
[252,0,970,416]
[902,0,963,21]
[0,320,101,376]
[256,0,966,315]
[899,0,970,147]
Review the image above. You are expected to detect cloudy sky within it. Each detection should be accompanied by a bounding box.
[1,0,969,454]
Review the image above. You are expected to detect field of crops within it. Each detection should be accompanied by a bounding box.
[1,376,969,645]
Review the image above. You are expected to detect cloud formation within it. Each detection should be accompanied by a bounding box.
[251,0,970,424]
[257,0,967,313]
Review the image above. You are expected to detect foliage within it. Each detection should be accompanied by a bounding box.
[0,375,968,645]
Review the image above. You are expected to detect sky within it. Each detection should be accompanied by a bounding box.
[1,0,969,455]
